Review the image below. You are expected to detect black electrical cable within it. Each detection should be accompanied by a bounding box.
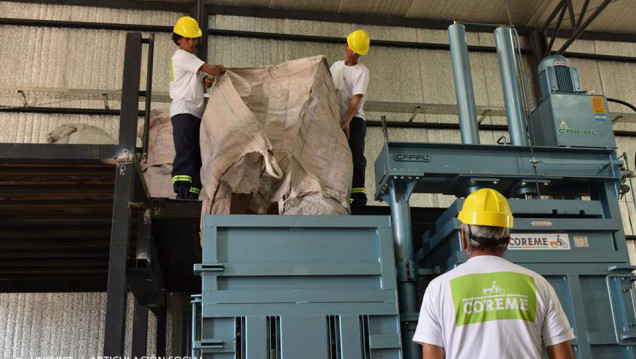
[607,97,636,114]
[607,97,636,169]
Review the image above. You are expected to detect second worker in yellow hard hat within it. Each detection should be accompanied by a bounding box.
[170,16,226,200]
[413,188,575,359]
[330,30,371,207]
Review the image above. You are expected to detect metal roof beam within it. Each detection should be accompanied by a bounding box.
[557,0,613,54]
[2,0,192,12]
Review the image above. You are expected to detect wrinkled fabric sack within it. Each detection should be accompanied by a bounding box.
[48,124,115,144]
[142,163,175,199]
[138,110,175,168]
[138,110,177,199]
[200,55,352,216]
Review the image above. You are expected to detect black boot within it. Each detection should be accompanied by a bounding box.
[351,192,367,207]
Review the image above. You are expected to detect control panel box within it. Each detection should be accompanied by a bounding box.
[530,93,616,148]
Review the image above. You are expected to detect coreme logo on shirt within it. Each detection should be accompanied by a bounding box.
[450,272,537,326]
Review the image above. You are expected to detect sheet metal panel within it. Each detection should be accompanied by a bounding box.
[194,215,402,359]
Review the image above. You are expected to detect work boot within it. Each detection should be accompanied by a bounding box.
[350,192,367,207]
[184,192,199,200]
[175,186,190,200]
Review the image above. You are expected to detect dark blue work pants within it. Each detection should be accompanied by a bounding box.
[171,113,202,199]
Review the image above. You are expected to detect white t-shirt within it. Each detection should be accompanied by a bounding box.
[330,60,370,121]
[413,255,574,359]
[169,49,206,118]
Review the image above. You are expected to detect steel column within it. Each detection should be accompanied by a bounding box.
[566,275,593,358]
[494,26,528,146]
[103,32,142,357]
[131,297,149,358]
[136,210,152,261]
[156,303,167,357]
[449,23,480,144]
[191,296,200,359]
[194,0,209,62]
[142,33,154,163]
[527,30,547,102]
[181,299,193,356]
[384,181,420,359]
[128,208,165,307]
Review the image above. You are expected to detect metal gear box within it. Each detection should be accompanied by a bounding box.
[529,93,616,148]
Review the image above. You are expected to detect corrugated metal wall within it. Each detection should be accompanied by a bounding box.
[0,2,184,357]
[0,292,188,357]
[2,1,636,356]
[0,1,180,143]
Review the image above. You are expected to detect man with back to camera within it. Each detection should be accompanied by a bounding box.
[170,16,226,200]
[330,30,371,207]
[413,188,575,359]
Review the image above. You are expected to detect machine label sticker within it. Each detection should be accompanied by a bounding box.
[573,236,589,247]
[393,154,430,162]
[558,121,598,136]
[531,221,552,227]
[508,233,570,250]
[558,128,598,136]
[591,96,606,114]
[451,272,537,326]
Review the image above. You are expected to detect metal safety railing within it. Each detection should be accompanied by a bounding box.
[141,33,155,163]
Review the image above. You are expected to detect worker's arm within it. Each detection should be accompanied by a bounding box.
[341,94,363,139]
[546,342,574,359]
[421,343,444,359]
[199,63,226,77]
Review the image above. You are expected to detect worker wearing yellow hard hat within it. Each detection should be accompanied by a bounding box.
[346,29,371,56]
[413,188,575,358]
[173,16,203,38]
[330,29,371,207]
[458,188,514,229]
[169,16,226,200]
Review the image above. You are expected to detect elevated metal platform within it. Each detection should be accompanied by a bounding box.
[0,159,116,292]
[0,136,447,358]
[0,33,167,357]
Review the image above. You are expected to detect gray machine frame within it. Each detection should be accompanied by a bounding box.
[193,215,403,359]
[371,23,636,359]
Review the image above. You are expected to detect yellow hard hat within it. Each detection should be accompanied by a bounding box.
[347,30,370,55]
[457,188,514,228]
[173,16,202,38]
